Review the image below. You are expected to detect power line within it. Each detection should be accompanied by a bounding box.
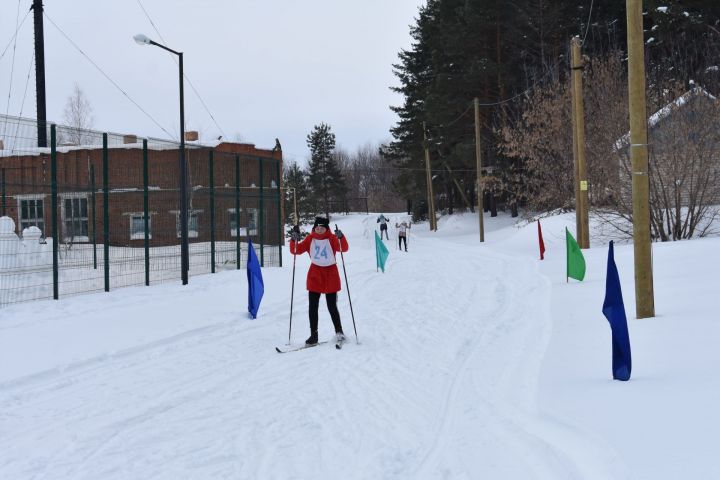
[581,0,596,46]
[0,8,29,62]
[420,68,555,138]
[438,102,474,128]
[423,69,557,138]
[2,0,24,141]
[135,0,228,139]
[43,12,176,140]
[18,53,34,118]
[477,68,556,107]
[10,51,35,152]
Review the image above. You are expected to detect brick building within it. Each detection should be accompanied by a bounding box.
[1,134,284,249]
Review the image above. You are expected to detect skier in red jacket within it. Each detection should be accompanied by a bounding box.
[290,216,349,345]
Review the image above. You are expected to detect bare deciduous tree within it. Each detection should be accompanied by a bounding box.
[61,83,94,145]
[499,53,720,240]
[338,142,405,212]
[610,86,720,240]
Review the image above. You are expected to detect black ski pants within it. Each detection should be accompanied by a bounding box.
[398,235,407,251]
[380,224,389,240]
[309,291,343,334]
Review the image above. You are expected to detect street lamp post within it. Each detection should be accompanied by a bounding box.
[288,187,298,226]
[134,34,189,285]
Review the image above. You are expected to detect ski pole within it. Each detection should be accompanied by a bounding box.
[288,230,298,345]
[335,224,358,344]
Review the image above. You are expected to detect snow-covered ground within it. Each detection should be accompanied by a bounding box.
[1,211,718,479]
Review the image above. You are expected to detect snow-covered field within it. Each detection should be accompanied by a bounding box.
[1,211,718,479]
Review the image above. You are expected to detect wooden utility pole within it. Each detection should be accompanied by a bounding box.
[626,0,655,318]
[571,61,581,241]
[473,98,485,242]
[571,36,590,248]
[423,122,437,231]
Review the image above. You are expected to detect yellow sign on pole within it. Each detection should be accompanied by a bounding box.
[580,180,588,191]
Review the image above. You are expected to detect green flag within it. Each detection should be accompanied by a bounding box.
[375,230,389,272]
[566,227,586,281]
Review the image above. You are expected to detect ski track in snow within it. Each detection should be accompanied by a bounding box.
[0,216,628,479]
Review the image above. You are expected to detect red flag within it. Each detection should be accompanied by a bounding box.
[538,220,546,260]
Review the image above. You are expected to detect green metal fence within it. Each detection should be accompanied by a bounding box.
[0,117,283,308]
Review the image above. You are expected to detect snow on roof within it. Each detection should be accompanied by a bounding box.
[614,86,717,150]
[0,114,233,157]
[0,141,204,158]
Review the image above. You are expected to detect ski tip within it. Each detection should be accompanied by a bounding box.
[275,347,284,353]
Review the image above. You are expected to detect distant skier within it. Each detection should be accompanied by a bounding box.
[377,214,390,240]
[290,216,349,345]
[396,221,410,251]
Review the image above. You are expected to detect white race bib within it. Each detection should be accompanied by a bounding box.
[310,238,336,267]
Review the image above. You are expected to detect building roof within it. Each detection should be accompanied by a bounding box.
[0,115,279,159]
[614,86,717,150]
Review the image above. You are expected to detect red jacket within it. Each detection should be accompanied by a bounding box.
[290,230,349,293]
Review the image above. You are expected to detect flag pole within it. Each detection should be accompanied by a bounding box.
[565,227,569,283]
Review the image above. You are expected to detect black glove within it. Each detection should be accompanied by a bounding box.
[335,229,344,239]
[290,225,301,241]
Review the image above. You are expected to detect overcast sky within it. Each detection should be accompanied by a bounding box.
[1,0,425,164]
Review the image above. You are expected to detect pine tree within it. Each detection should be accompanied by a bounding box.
[306,123,346,218]
[283,161,312,226]
[385,0,720,218]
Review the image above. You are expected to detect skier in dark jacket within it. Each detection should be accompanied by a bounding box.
[290,216,349,345]
[377,214,390,240]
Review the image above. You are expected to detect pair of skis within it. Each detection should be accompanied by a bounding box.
[275,338,346,353]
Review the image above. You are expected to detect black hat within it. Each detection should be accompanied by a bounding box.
[313,216,330,228]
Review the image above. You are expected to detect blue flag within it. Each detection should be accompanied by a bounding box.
[602,241,632,381]
[247,239,264,319]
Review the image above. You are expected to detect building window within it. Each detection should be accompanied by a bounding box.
[228,208,258,237]
[18,197,45,233]
[229,208,244,237]
[130,214,152,240]
[175,211,199,238]
[247,208,258,234]
[62,195,89,242]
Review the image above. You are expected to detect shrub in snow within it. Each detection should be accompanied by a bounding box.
[0,216,20,271]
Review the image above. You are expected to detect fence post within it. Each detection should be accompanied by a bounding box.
[91,164,97,270]
[50,125,59,300]
[275,159,282,268]
[235,154,241,269]
[103,133,109,292]
[143,139,150,286]
[258,156,264,267]
[209,150,215,274]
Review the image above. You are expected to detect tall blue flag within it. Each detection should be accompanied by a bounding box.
[602,241,632,381]
[247,239,264,319]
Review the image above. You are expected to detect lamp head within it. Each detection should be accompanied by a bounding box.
[133,34,152,46]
